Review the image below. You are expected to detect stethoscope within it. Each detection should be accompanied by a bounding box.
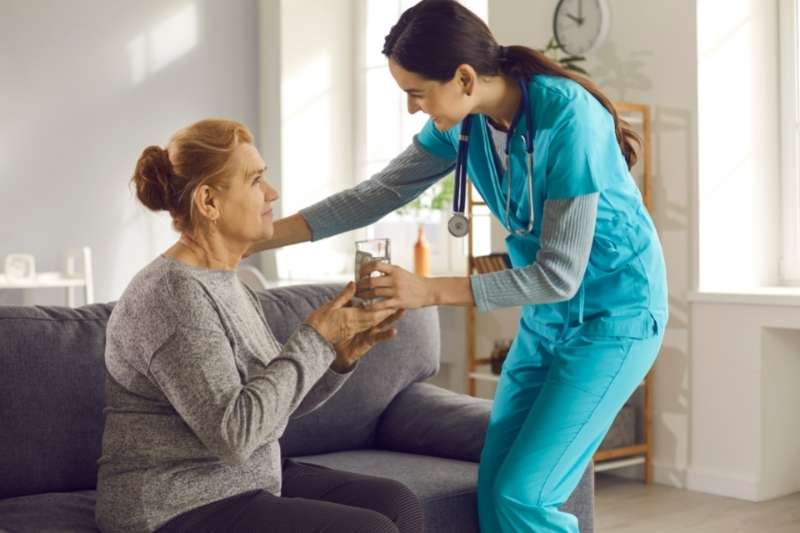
[448,78,535,238]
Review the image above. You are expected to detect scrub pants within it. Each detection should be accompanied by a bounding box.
[477,329,663,533]
[156,459,424,533]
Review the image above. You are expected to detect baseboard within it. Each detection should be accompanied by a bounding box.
[652,460,687,489]
[686,466,761,501]
[594,461,686,487]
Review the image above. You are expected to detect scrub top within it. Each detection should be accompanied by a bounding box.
[415,74,668,345]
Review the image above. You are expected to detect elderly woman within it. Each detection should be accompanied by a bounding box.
[95,119,422,533]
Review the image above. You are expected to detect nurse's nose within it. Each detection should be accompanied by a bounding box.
[407,95,422,114]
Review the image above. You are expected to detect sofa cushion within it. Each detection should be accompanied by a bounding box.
[0,490,99,533]
[296,450,480,533]
[377,382,493,462]
[260,285,441,456]
[0,304,113,499]
[297,450,594,533]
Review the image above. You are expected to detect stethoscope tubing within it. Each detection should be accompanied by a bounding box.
[449,78,535,237]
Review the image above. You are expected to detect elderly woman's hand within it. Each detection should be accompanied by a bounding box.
[330,307,404,372]
[305,283,402,371]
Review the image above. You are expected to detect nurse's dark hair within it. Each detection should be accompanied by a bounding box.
[383,0,640,169]
[131,119,254,233]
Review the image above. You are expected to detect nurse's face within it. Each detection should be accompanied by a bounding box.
[389,58,474,131]
[212,143,279,243]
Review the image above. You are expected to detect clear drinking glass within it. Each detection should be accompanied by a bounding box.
[354,238,391,306]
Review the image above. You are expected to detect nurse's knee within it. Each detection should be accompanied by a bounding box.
[491,473,545,514]
[492,474,525,506]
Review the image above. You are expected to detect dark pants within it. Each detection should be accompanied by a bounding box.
[156,459,424,533]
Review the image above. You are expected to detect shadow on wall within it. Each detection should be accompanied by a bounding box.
[653,104,693,486]
[590,41,653,102]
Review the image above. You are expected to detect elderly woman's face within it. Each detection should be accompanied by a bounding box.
[214,143,278,243]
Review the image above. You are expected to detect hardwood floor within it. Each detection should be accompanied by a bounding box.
[594,474,800,533]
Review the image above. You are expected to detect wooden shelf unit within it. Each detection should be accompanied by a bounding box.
[465,101,656,483]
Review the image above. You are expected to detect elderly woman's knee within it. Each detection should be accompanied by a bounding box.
[356,477,424,533]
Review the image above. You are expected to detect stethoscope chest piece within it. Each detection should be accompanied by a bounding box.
[448,213,470,237]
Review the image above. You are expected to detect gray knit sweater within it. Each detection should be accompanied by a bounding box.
[95,255,352,533]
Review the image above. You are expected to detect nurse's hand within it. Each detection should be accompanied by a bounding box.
[355,261,433,310]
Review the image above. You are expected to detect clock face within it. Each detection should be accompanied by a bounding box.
[553,0,610,56]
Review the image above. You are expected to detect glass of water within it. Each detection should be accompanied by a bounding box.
[355,238,391,306]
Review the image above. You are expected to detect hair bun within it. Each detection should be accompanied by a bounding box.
[132,145,175,212]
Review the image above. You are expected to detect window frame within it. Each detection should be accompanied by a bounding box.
[780,0,800,284]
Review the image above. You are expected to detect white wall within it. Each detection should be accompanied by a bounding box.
[488,0,698,488]
[0,0,259,304]
[690,296,800,500]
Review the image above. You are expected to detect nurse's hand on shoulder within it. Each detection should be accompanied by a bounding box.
[355,261,432,311]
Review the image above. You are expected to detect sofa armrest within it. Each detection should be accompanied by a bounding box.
[376,382,492,463]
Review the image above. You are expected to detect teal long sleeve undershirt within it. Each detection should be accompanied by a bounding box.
[299,141,598,312]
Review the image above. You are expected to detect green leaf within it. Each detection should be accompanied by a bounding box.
[567,64,589,76]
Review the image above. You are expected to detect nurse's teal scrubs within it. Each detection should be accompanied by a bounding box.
[416,75,668,532]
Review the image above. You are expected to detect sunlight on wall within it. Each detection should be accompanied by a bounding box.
[281,53,333,217]
[127,4,198,84]
[697,0,780,290]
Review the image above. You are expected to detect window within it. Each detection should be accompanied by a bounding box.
[356,0,489,274]
[780,0,800,284]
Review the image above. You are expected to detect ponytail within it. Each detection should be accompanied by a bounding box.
[499,46,640,169]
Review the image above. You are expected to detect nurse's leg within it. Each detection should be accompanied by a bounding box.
[491,333,662,533]
[477,333,552,533]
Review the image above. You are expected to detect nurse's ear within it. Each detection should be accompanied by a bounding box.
[454,64,478,97]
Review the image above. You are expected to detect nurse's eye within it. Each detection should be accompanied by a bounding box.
[252,176,262,185]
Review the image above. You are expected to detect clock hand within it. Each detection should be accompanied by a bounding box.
[579,0,584,20]
[566,13,583,25]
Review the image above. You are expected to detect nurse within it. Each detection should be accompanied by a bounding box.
[250,0,668,531]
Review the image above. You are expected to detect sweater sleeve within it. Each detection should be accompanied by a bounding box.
[239,282,354,421]
[470,193,598,311]
[290,364,356,420]
[147,323,336,465]
[299,142,454,241]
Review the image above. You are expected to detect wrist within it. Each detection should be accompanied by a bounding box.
[305,316,331,344]
[429,277,474,306]
[425,277,439,306]
[330,356,356,373]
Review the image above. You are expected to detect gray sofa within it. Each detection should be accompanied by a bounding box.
[0,284,594,532]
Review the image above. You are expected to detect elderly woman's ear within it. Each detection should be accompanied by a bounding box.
[192,185,222,225]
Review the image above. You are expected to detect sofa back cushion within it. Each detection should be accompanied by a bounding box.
[0,283,440,497]
[260,284,440,456]
[0,303,113,499]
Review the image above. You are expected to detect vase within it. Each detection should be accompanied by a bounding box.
[413,224,430,277]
